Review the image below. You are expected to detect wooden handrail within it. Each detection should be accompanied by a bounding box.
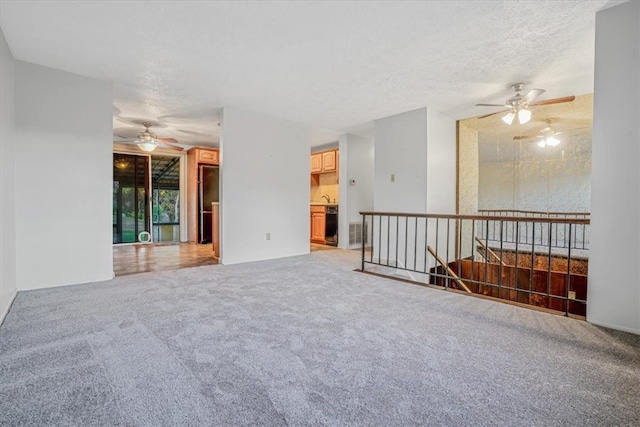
[478,209,590,217]
[475,237,507,266]
[427,246,472,293]
[359,211,590,225]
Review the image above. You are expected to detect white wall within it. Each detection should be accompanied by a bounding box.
[372,107,456,271]
[478,158,591,213]
[426,108,456,214]
[338,133,374,249]
[0,27,17,322]
[589,0,640,334]
[374,107,456,213]
[220,106,311,265]
[14,62,113,290]
[374,108,428,212]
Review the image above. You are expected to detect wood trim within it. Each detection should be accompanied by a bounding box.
[455,121,460,259]
[212,203,220,259]
[359,211,590,225]
[478,209,590,217]
[113,142,186,157]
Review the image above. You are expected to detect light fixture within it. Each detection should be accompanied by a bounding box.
[538,136,560,148]
[535,119,561,148]
[114,157,129,169]
[502,111,515,125]
[517,108,531,124]
[546,136,560,147]
[136,122,159,152]
[502,107,531,125]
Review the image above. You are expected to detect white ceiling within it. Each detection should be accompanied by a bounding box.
[0,1,620,148]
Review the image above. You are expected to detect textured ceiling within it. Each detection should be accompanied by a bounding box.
[0,1,619,147]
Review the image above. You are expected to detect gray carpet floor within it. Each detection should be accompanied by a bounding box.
[1,249,639,426]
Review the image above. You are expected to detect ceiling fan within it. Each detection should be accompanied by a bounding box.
[114,122,184,152]
[513,119,561,147]
[476,83,576,124]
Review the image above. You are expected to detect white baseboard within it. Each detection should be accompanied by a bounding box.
[587,318,640,336]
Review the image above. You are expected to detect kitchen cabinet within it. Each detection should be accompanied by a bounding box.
[310,205,326,244]
[310,153,323,173]
[321,150,336,172]
[195,148,219,165]
[310,149,337,174]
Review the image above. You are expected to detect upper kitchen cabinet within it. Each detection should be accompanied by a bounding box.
[310,149,337,174]
[310,152,323,173]
[194,148,219,165]
[322,150,336,172]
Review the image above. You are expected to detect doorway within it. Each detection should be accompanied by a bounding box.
[113,154,150,244]
[151,155,181,243]
[113,153,183,244]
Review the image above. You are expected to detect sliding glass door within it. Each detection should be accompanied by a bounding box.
[113,154,150,244]
[151,155,181,242]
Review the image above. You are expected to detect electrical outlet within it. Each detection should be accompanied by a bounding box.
[568,291,576,300]
[266,233,271,241]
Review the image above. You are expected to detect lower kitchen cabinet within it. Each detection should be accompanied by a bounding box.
[310,206,326,244]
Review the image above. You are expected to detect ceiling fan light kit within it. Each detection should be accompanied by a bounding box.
[501,111,515,125]
[136,122,160,152]
[537,135,560,148]
[517,108,531,124]
[476,82,575,124]
[137,141,159,152]
[501,107,531,125]
[533,119,561,148]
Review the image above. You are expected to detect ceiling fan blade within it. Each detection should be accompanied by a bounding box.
[475,103,507,107]
[529,96,576,107]
[158,144,184,151]
[157,137,184,151]
[478,109,509,119]
[513,135,538,141]
[158,137,179,144]
[523,89,545,103]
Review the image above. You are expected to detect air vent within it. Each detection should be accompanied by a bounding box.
[349,222,367,245]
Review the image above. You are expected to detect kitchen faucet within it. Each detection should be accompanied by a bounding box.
[322,194,331,203]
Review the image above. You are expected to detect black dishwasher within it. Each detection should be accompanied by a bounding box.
[325,205,338,246]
